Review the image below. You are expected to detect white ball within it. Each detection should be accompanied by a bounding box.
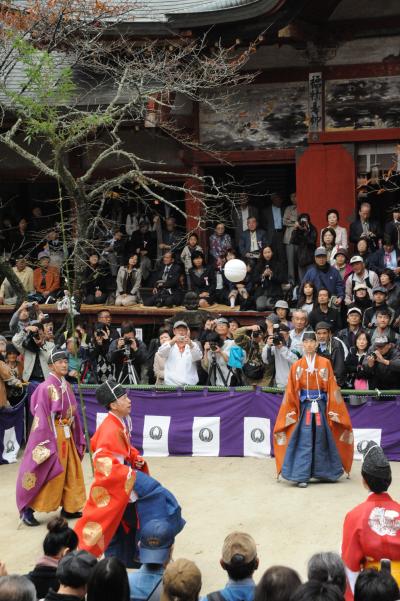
[224,259,247,283]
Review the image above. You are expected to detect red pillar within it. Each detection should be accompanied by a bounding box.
[184,167,207,249]
[296,143,356,234]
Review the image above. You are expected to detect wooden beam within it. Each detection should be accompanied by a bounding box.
[191,149,296,166]
[309,128,400,144]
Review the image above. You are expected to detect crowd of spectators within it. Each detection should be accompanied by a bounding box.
[1,197,400,392]
[0,523,399,601]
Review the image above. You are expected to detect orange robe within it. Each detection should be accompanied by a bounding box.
[273,354,354,477]
[74,412,148,557]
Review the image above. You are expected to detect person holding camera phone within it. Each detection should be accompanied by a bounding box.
[362,335,400,390]
[261,323,298,388]
[108,323,147,385]
[156,321,202,386]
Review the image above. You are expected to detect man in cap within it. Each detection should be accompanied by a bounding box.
[342,440,400,600]
[273,330,353,488]
[363,287,395,329]
[128,519,175,601]
[156,321,202,386]
[43,549,97,601]
[201,532,258,601]
[315,321,347,387]
[301,247,344,302]
[337,308,364,351]
[345,256,379,306]
[16,348,86,526]
[162,559,202,601]
[75,380,185,567]
[362,335,400,390]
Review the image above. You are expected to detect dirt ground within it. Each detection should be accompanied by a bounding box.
[1,456,400,593]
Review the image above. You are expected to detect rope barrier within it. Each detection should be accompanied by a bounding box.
[80,384,400,397]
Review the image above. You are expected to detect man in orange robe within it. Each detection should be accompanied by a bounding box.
[273,330,353,488]
[74,379,184,567]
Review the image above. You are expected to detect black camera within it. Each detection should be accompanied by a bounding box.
[272,324,283,346]
[299,217,308,227]
[124,337,133,346]
[210,343,219,352]
[368,351,377,360]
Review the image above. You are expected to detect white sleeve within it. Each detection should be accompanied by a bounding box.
[190,342,203,361]
[345,566,359,593]
[157,342,172,359]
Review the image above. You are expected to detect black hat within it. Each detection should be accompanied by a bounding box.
[303,330,316,341]
[56,550,97,587]
[48,347,68,365]
[358,440,391,481]
[96,379,126,407]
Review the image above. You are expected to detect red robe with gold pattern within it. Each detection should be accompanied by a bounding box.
[74,412,148,557]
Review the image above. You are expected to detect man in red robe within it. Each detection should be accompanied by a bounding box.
[273,330,353,488]
[342,440,400,600]
[74,379,184,567]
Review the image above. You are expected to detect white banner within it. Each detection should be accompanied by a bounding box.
[142,415,171,457]
[243,417,271,458]
[192,417,220,456]
[353,428,382,461]
[2,427,19,463]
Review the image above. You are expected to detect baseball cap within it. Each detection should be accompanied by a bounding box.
[265,313,280,325]
[139,519,175,564]
[347,307,362,316]
[315,321,331,331]
[221,532,257,565]
[173,320,188,329]
[350,255,364,264]
[372,286,387,295]
[38,251,50,260]
[161,559,202,601]
[335,247,348,258]
[56,550,97,587]
[354,282,368,291]
[314,247,327,257]
[374,335,389,346]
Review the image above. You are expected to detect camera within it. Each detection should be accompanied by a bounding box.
[272,324,283,346]
[210,343,218,352]
[368,351,377,360]
[124,337,133,346]
[26,302,35,309]
[299,217,308,227]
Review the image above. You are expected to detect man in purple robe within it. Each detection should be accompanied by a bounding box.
[16,348,86,526]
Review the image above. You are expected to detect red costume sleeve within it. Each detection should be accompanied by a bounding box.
[74,415,148,557]
[342,508,363,572]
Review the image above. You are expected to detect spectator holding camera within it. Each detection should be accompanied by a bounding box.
[233,323,266,385]
[89,322,114,383]
[156,321,202,386]
[202,317,234,386]
[12,322,54,384]
[362,335,400,389]
[344,331,373,390]
[290,213,318,282]
[108,323,147,384]
[262,323,298,387]
[9,300,38,335]
[143,251,183,307]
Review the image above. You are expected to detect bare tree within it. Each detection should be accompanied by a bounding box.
[0,0,255,293]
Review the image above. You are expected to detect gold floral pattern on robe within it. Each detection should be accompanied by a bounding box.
[22,472,37,491]
[91,486,111,508]
[95,456,113,477]
[82,521,104,549]
[31,416,40,431]
[48,385,60,402]
[32,443,51,465]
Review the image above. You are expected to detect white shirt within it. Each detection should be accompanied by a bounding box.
[241,207,249,230]
[250,231,258,252]
[157,342,203,386]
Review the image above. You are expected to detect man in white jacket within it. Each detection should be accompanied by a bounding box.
[156,321,202,386]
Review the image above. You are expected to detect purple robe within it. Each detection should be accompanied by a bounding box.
[16,373,85,513]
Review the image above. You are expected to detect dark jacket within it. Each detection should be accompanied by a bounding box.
[349,219,381,249]
[368,248,400,275]
[108,338,148,381]
[290,224,317,267]
[317,337,346,387]
[127,230,157,260]
[345,348,373,388]
[385,220,400,249]
[309,306,342,333]
[232,204,259,246]
[362,346,400,389]
[44,590,83,601]
[301,264,345,299]
[150,262,182,292]
[82,264,110,296]
[26,564,58,600]
[254,257,286,297]
[362,303,395,328]
[238,228,268,258]
[189,265,216,295]
[337,327,364,352]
